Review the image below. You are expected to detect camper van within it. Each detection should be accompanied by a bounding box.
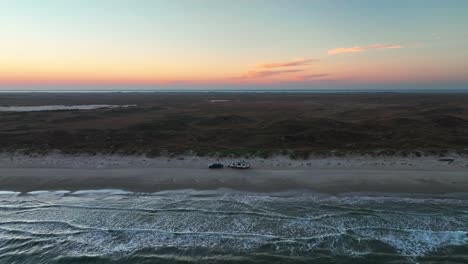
[228,161,251,169]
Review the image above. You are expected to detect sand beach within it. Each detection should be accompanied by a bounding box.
[1,153,467,195]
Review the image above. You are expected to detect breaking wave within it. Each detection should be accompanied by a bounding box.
[0,189,467,263]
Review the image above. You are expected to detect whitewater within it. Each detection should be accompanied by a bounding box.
[0,189,467,264]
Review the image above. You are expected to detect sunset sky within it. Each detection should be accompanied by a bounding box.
[1,0,467,90]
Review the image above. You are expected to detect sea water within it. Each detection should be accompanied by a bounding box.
[0,189,467,263]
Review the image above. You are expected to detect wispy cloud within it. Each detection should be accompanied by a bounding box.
[328,44,402,55]
[234,58,320,81]
[241,69,304,79]
[258,58,317,69]
[370,44,402,49]
[293,73,330,81]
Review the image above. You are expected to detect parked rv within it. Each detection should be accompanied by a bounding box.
[228,161,251,169]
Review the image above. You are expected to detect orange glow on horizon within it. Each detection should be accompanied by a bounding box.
[1,51,466,86]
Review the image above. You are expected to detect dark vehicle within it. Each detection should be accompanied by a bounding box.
[208,163,224,169]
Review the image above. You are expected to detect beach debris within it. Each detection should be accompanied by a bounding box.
[438,158,455,164]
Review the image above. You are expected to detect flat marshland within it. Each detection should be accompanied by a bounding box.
[1,92,468,156]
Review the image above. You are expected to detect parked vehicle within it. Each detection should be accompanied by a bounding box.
[228,161,251,169]
[208,163,224,169]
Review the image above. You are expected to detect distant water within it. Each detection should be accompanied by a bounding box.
[0,105,135,112]
[0,190,467,264]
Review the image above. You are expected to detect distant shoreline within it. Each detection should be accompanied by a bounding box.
[1,88,468,93]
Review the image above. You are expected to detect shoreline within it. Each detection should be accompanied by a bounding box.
[0,153,467,196]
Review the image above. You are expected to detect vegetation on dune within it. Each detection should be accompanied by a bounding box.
[1,93,468,158]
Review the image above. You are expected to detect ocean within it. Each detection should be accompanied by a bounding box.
[0,190,466,263]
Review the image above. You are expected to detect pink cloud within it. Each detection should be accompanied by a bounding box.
[258,58,317,69]
[293,73,330,81]
[233,58,321,81]
[328,44,402,55]
[328,47,364,55]
[241,69,304,79]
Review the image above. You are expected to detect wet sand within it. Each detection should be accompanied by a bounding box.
[1,167,467,196]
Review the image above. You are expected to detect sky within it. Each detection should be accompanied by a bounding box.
[1,0,468,90]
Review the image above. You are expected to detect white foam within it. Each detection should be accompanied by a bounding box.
[71,189,133,196]
[0,190,466,258]
[27,190,71,196]
[380,230,468,257]
[0,191,20,197]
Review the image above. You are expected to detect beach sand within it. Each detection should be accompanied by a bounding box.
[0,153,467,195]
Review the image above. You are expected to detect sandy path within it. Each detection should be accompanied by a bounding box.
[0,167,467,195]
